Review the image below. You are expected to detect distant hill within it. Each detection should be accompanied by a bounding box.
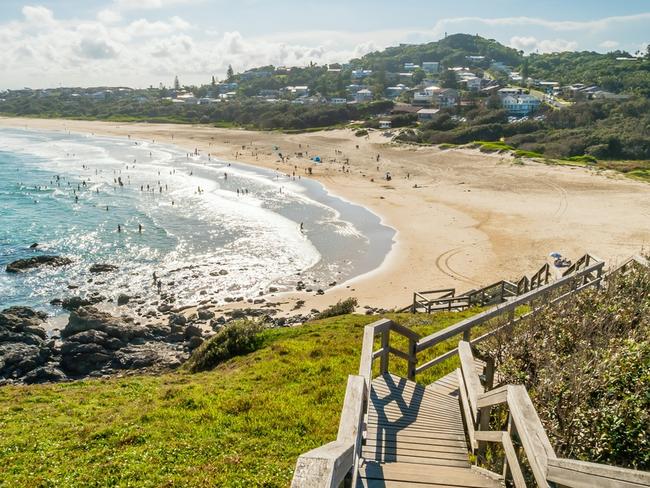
[353,33,524,70]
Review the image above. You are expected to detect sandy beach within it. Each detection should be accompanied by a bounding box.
[2,116,649,313]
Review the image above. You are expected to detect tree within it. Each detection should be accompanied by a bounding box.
[211,76,216,86]
[173,75,180,90]
[227,65,234,81]
[521,58,530,80]
[412,68,426,84]
[440,69,458,89]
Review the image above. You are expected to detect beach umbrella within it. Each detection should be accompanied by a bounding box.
[549,252,562,259]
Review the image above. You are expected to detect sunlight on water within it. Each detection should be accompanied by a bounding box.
[0,128,394,315]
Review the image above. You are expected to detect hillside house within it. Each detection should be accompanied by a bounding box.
[379,120,392,129]
[417,108,440,121]
[354,88,373,103]
[351,69,373,79]
[437,88,459,108]
[403,63,420,71]
[422,61,440,73]
[330,97,347,104]
[386,84,407,98]
[501,94,540,116]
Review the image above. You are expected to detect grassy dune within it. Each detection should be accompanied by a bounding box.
[0,310,480,487]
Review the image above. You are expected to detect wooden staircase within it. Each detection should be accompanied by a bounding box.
[359,372,501,488]
[291,255,650,488]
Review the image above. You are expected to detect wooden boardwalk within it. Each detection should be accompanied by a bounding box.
[292,256,650,488]
[358,370,500,488]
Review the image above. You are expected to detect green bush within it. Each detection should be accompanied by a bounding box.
[355,129,369,137]
[565,154,598,164]
[314,298,358,320]
[184,319,264,372]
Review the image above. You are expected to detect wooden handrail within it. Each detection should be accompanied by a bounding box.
[416,260,604,354]
[547,458,650,488]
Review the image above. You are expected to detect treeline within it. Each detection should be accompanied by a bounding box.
[398,97,650,160]
[525,50,650,97]
[0,97,393,131]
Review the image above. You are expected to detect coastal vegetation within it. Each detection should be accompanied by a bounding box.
[481,264,650,469]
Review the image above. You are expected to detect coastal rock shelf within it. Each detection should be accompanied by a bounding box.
[6,255,73,273]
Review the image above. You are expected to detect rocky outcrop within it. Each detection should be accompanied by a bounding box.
[60,293,105,311]
[0,307,59,384]
[89,263,119,273]
[6,256,72,273]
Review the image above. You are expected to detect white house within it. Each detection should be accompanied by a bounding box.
[501,94,540,116]
[351,69,373,79]
[437,88,459,108]
[463,76,482,91]
[354,89,373,103]
[282,86,309,97]
[379,120,392,129]
[403,62,420,71]
[330,97,347,104]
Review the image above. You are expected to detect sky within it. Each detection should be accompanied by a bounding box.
[0,0,648,89]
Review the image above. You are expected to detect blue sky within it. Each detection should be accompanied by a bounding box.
[0,1,648,89]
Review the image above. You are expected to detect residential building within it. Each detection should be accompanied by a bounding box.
[417,108,440,121]
[354,88,373,103]
[501,94,540,116]
[490,61,510,72]
[330,97,347,104]
[351,69,373,79]
[463,76,482,91]
[386,84,407,98]
[282,86,309,97]
[403,62,420,71]
[379,120,392,129]
[422,62,440,74]
[259,89,280,99]
[437,88,459,108]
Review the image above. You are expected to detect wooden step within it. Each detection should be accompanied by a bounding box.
[358,462,503,488]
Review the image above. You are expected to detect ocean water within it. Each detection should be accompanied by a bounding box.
[0,128,394,316]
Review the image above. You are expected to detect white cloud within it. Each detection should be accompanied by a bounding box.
[600,40,619,50]
[0,7,648,89]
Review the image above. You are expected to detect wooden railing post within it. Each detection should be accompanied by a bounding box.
[407,338,417,381]
[380,330,390,374]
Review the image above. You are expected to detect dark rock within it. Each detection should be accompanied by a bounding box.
[117,294,131,306]
[61,295,104,311]
[316,289,325,295]
[29,243,39,249]
[89,263,118,273]
[6,255,72,273]
[23,365,68,384]
[197,309,214,320]
[184,325,202,339]
[157,303,173,313]
[61,342,112,376]
[219,269,228,275]
[63,306,149,342]
[170,314,187,326]
[0,307,49,346]
[50,298,63,306]
[188,336,204,350]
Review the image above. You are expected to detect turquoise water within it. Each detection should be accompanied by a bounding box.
[0,128,394,315]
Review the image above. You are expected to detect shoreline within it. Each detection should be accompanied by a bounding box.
[2,116,649,316]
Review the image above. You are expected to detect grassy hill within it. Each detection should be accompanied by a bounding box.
[0,310,480,487]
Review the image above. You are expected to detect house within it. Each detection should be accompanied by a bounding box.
[413,86,440,105]
[379,120,392,129]
[351,69,373,79]
[403,63,420,71]
[501,94,540,116]
[259,89,280,99]
[463,76,482,91]
[417,108,440,121]
[465,55,486,63]
[282,86,309,97]
[498,87,523,98]
[386,84,407,98]
[330,97,347,104]
[198,97,219,104]
[437,88,459,108]
[490,61,510,72]
[354,88,373,103]
[176,93,198,104]
[422,62,440,74]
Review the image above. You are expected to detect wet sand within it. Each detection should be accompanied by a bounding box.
[2,117,649,314]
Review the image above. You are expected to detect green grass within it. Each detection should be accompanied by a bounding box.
[471,141,514,153]
[0,310,480,487]
[513,149,544,159]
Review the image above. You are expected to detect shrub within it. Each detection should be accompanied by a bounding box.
[184,319,264,372]
[481,265,650,469]
[314,298,358,320]
[355,129,368,137]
